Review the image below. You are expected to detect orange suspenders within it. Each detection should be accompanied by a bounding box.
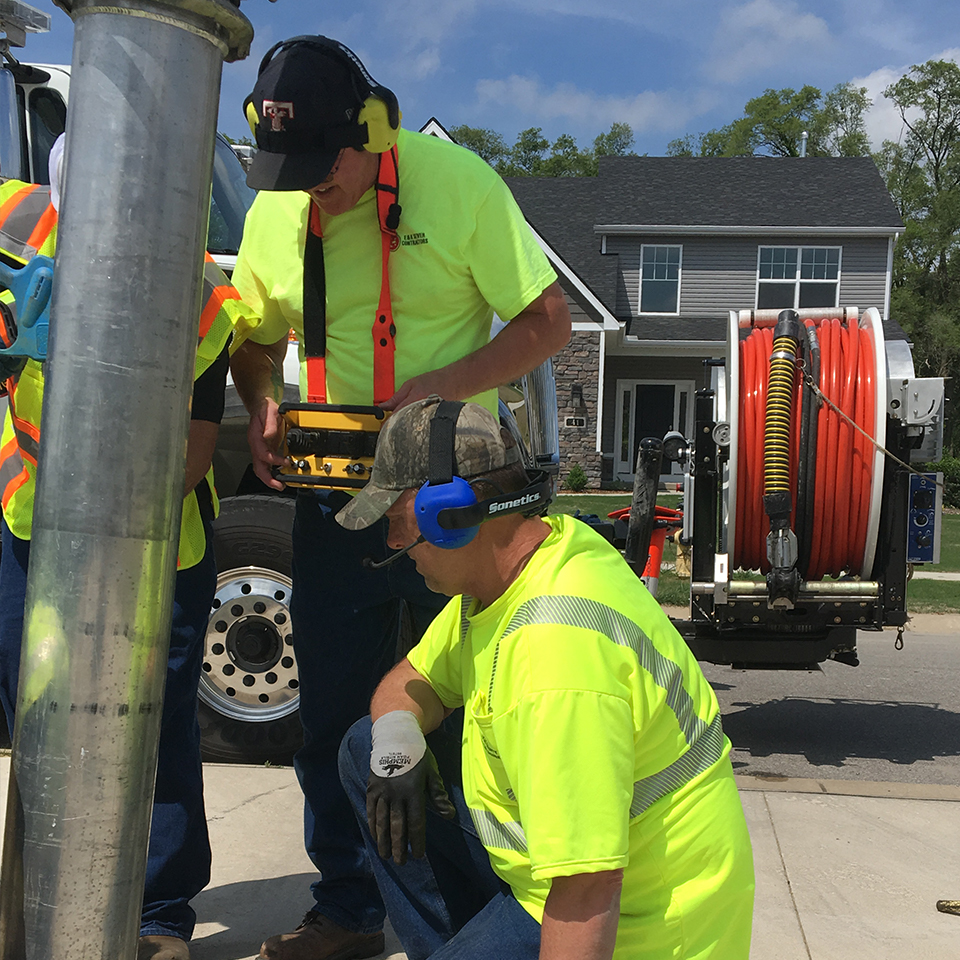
[302,147,401,404]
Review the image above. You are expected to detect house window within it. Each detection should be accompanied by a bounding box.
[757,246,841,310]
[640,245,682,314]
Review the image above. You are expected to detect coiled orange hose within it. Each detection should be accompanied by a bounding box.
[736,316,876,578]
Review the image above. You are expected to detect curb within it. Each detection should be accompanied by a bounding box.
[736,774,960,802]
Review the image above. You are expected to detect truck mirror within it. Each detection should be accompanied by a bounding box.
[0,68,24,180]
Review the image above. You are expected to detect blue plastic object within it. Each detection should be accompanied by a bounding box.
[907,472,942,564]
[0,254,54,360]
[415,477,480,549]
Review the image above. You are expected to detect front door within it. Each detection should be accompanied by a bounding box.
[615,380,693,480]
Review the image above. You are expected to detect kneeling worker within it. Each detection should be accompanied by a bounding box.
[335,396,755,960]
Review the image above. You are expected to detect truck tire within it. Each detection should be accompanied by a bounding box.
[198,494,303,765]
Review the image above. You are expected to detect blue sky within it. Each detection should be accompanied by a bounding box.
[15,0,960,155]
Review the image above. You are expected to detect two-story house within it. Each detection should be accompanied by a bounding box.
[504,156,906,487]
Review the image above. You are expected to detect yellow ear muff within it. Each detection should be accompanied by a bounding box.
[358,96,401,153]
[245,100,260,139]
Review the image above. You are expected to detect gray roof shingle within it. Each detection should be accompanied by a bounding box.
[505,156,904,316]
[590,155,904,229]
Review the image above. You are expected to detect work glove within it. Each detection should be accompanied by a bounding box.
[367,710,456,865]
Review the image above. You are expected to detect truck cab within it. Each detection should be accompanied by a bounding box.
[0,2,64,183]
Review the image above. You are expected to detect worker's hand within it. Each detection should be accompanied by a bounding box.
[380,370,457,412]
[247,396,287,491]
[366,711,455,865]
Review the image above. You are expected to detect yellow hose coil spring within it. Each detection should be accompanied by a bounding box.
[764,335,799,496]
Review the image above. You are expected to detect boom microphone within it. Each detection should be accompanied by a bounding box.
[362,535,426,569]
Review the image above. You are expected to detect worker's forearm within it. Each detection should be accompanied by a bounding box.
[539,870,623,960]
[443,282,570,398]
[229,337,288,415]
[370,658,447,735]
[452,317,567,396]
[382,282,571,411]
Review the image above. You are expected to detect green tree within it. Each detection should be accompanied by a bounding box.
[821,84,872,157]
[594,122,635,159]
[540,133,595,177]
[450,123,636,177]
[220,132,255,147]
[447,125,509,168]
[507,127,551,175]
[878,59,960,451]
[666,129,729,157]
[667,84,871,158]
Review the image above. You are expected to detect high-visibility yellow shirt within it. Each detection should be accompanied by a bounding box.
[231,128,557,415]
[407,514,755,959]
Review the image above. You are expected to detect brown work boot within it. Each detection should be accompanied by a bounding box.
[259,911,384,960]
[138,935,189,960]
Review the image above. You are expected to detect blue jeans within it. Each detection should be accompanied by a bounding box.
[289,490,448,933]
[338,717,541,960]
[0,518,214,941]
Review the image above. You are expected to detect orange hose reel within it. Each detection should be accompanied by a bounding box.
[735,315,877,579]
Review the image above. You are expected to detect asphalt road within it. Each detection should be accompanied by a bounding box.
[701,629,960,786]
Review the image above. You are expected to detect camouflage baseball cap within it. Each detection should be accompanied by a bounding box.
[336,396,519,530]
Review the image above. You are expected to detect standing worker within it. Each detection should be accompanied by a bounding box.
[229,35,571,960]
[337,397,756,960]
[0,142,259,960]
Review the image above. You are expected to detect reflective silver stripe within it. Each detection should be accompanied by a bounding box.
[497,595,705,747]
[201,258,229,301]
[630,713,725,817]
[0,444,25,493]
[459,596,471,645]
[492,594,724,819]
[0,188,52,260]
[469,808,527,853]
[11,420,38,464]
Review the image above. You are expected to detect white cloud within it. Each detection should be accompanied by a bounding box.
[705,0,833,84]
[491,0,647,27]
[853,48,960,147]
[377,0,478,81]
[474,75,715,134]
[852,65,909,147]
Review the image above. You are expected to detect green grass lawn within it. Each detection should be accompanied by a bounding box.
[905,578,960,614]
[935,512,960,570]
[907,511,960,613]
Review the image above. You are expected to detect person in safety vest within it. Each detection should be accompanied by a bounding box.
[0,136,260,960]
[335,396,755,960]
[229,36,571,960]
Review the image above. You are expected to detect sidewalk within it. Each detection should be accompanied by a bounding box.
[1,757,957,959]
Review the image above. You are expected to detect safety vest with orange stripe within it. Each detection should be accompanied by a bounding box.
[0,177,260,569]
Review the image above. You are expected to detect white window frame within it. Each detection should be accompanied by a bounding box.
[614,379,696,480]
[755,245,842,311]
[638,244,683,316]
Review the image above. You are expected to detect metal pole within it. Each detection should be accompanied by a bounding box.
[702,580,880,598]
[522,358,560,473]
[0,3,251,959]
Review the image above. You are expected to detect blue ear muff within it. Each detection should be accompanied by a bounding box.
[415,477,479,549]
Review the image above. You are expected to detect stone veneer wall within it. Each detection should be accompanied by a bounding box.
[553,330,603,488]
